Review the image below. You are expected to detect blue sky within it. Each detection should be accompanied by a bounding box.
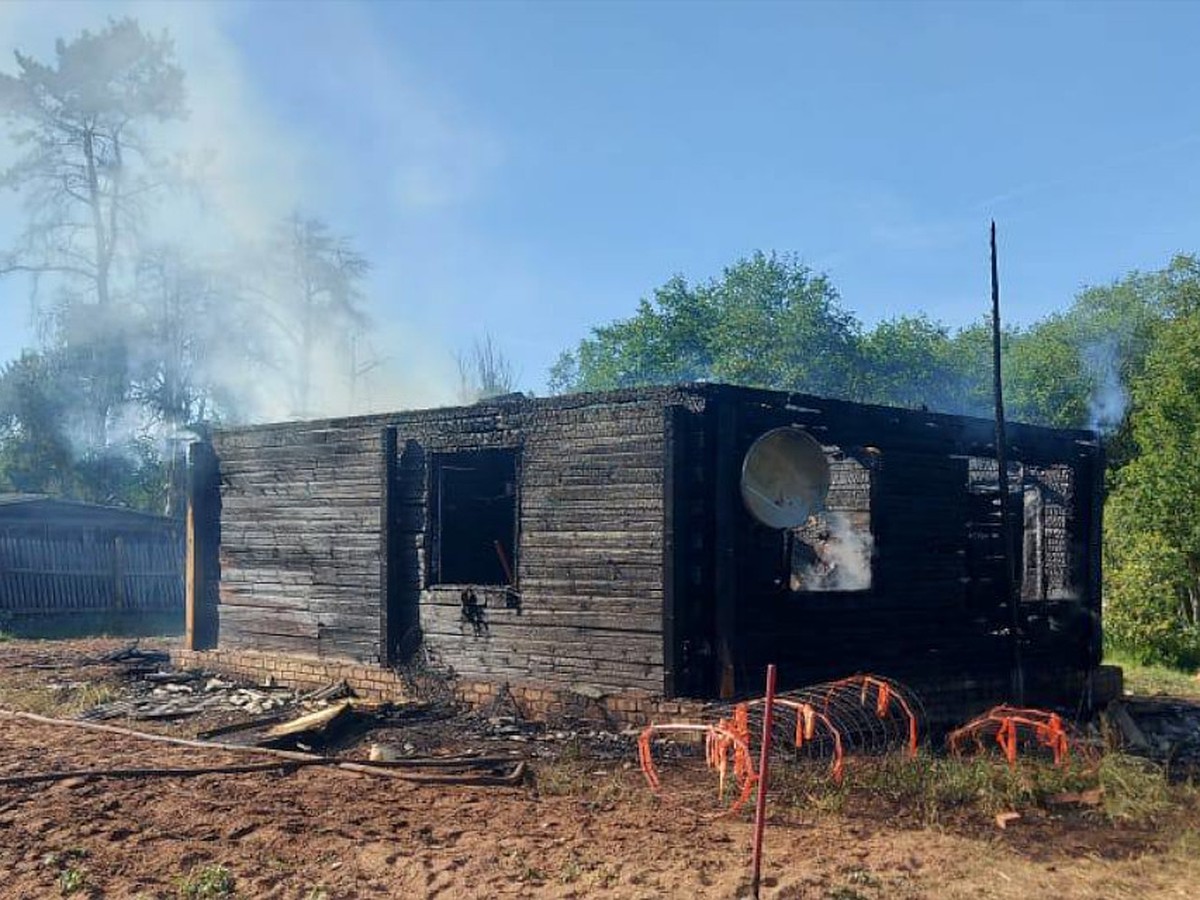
[3,0,1200,397]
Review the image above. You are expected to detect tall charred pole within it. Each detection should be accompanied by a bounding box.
[991,221,1025,704]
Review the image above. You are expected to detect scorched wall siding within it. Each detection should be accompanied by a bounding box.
[212,389,689,694]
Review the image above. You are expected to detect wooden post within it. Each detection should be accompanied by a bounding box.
[185,441,220,651]
[1087,441,1105,667]
[185,503,196,648]
[111,534,127,612]
[991,221,1025,704]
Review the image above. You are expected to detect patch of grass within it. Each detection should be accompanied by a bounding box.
[0,680,120,717]
[500,848,546,884]
[176,863,235,900]
[1106,650,1200,698]
[0,629,13,643]
[532,759,646,808]
[774,749,1196,827]
[826,887,871,900]
[1097,753,1175,822]
[42,848,90,897]
[58,865,87,896]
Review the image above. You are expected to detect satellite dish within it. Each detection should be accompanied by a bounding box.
[740,427,831,529]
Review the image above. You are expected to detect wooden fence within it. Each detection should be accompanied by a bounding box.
[0,524,183,620]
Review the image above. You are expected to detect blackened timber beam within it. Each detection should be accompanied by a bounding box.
[714,397,738,698]
[1086,442,1105,666]
[380,426,399,664]
[662,404,686,698]
[991,221,1025,705]
[185,441,220,650]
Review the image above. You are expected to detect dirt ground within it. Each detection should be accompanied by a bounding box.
[1,638,1198,899]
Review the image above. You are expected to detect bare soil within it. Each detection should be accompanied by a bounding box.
[1,638,1198,899]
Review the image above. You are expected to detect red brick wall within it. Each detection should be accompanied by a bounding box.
[170,648,706,726]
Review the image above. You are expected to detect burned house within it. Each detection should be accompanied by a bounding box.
[0,495,184,636]
[185,384,1110,719]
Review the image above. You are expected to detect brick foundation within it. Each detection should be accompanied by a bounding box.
[170,647,708,726]
[170,648,1123,729]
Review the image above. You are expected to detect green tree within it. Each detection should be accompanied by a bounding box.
[1104,312,1200,666]
[0,18,184,305]
[0,349,162,508]
[858,314,991,413]
[550,252,859,396]
[0,351,75,494]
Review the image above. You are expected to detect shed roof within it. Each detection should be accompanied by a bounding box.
[0,494,178,531]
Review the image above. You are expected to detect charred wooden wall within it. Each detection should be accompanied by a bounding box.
[212,389,691,694]
[210,382,1102,705]
[678,384,1102,699]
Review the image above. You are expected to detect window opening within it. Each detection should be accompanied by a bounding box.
[788,454,874,593]
[431,448,518,586]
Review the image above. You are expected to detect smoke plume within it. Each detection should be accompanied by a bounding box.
[1081,337,1128,435]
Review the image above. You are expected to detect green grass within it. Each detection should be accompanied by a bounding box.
[1106,650,1200,698]
[176,864,235,900]
[771,748,1193,827]
[58,866,87,896]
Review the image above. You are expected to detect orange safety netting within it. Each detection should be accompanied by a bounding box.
[947,705,1083,767]
[635,673,925,812]
[819,674,921,758]
[637,722,757,815]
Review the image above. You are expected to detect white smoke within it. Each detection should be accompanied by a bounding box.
[0,1,485,425]
[1081,337,1128,435]
[792,511,874,592]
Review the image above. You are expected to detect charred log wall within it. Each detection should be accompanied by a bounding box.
[687,384,1102,698]
[211,382,1102,704]
[212,389,691,694]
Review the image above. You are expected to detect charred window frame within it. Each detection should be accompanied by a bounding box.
[785,451,877,595]
[428,448,519,587]
[1020,464,1078,603]
[965,458,1079,608]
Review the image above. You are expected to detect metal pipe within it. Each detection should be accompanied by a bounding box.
[750,663,778,898]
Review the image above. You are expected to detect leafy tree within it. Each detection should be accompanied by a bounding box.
[857,314,978,413]
[1103,312,1200,666]
[1003,314,1092,429]
[0,351,75,494]
[0,349,163,508]
[551,252,859,396]
[0,18,184,304]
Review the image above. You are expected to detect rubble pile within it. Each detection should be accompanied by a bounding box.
[78,670,302,722]
[1109,697,1200,767]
